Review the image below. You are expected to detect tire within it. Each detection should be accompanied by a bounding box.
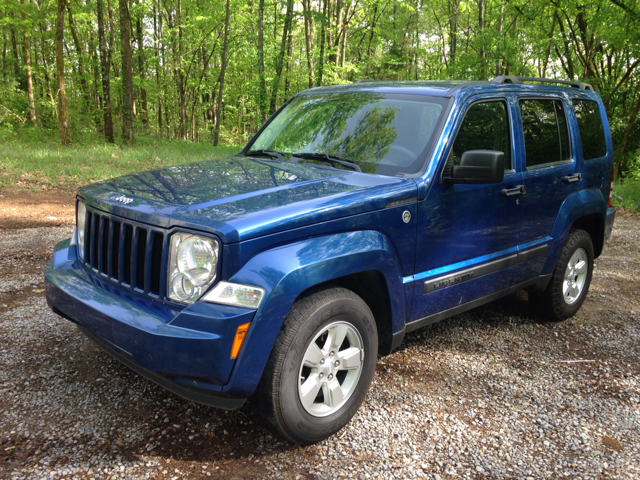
[529,229,594,321]
[252,286,378,445]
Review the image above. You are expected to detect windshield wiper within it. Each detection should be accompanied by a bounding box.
[244,149,284,162]
[291,152,361,172]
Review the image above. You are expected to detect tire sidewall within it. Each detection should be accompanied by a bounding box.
[278,295,377,444]
[553,231,594,317]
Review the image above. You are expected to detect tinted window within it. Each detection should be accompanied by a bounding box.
[451,100,511,170]
[573,99,606,160]
[520,99,570,168]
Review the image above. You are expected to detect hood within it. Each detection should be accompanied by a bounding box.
[79,156,417,243]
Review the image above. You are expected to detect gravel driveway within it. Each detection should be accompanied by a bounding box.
[1,213,638,479]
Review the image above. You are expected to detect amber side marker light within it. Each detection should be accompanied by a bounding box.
[230,322,251,359]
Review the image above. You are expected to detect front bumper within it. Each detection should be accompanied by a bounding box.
[45,241,256,410]
[604,207,616,242]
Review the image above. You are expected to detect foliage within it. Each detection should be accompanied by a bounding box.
[1,0,640,178]
[0,127,239,191]
[612,179,640,212]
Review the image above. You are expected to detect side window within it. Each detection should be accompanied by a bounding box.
[573,99,606,160]
[451,100,511,170]
[520,99,571,168]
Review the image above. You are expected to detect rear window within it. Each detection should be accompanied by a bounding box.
[573,100,606,160]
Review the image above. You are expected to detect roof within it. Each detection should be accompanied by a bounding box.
[298,79,600,101]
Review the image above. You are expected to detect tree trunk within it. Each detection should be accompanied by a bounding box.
[302,0,314,88]
[119,0,135,143]
[268,0,294,114]
[339,1,351,69]
[97,0,114,142]
[555,12,575,80]
[177,0,187,139]
[541,14,556,78]
[39,23,57,112]
[449,0,459,67]
[615,93,640,178]
[495,0,505,76]
[478,0,485,79]
[213,0,230,146]
[56,0,71,145]
[66,0,91,108]
[317,0,327,85]
[136,16,148,126]
[22,28,36,122]
[155,0,163,135]
[257,0,267,123]
[284,16,294,99]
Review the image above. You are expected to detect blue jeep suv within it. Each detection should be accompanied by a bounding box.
[45,76,616,444]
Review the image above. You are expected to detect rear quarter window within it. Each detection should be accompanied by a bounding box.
[520,99,570,168]
[572,99,607,160]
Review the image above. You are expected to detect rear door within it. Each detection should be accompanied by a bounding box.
[512,95,580,284]
[410,95,523,323]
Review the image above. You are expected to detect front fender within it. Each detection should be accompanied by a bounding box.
[543,188,606,274]
[220,230,406,397]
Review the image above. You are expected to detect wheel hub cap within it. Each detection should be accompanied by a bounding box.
[298,321,364,417]
[563,247,588,305]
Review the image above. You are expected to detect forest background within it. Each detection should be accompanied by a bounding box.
[1,0,640,208]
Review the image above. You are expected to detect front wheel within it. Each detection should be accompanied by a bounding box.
[252,286,378,444]
[530,229,594,321]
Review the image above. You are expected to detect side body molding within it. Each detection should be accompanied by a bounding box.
[221,230,407,398]
[543,188,606,274]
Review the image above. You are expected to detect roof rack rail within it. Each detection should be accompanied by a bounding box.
[491,75,594,91]
[353,79,381,84]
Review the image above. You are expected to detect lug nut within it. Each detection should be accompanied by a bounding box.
[328,374,333,380]
[318,373,324,380]
[319,358,325,365]
[334,360,340,367]
[329,351,335,357]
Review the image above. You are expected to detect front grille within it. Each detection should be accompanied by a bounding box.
[82,207,166,297]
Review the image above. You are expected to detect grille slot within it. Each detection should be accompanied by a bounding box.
[81,207,166,298]
[135,229,147,290]
[91,214,100,270]
[84,211,92,261]
[100,216,110,274]
[111,221,120,279]
[150,232,164,295]
[122,224,133,285]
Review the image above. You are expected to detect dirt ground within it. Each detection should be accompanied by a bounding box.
[1,191,639,479]
[0,191,76,230]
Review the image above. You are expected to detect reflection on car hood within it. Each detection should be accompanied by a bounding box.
[79,156,416,243]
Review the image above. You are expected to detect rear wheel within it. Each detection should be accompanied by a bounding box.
[530,229,594,321]
[253,286,378,444]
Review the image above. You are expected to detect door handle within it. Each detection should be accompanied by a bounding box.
[563,173,582,183]
[501,185,526,196]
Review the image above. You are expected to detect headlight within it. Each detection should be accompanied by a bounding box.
[202,281,265,309]
[76,200,86,260]
[167,233,219,304]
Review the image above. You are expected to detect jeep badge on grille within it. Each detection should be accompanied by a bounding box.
[110,194,133,204]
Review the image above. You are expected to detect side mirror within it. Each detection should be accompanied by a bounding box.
[444,150,505,184]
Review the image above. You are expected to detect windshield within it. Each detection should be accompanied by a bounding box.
[248,92,449,176]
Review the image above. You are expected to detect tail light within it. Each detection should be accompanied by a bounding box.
[607,166,614,208]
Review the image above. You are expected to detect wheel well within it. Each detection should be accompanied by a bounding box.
[571,213,604,258]
[297,271,394,356]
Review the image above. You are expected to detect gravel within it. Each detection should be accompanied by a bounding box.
[1,215,639,479]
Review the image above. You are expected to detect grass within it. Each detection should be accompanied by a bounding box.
[0,127,241,192]
[611,178,640,213]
